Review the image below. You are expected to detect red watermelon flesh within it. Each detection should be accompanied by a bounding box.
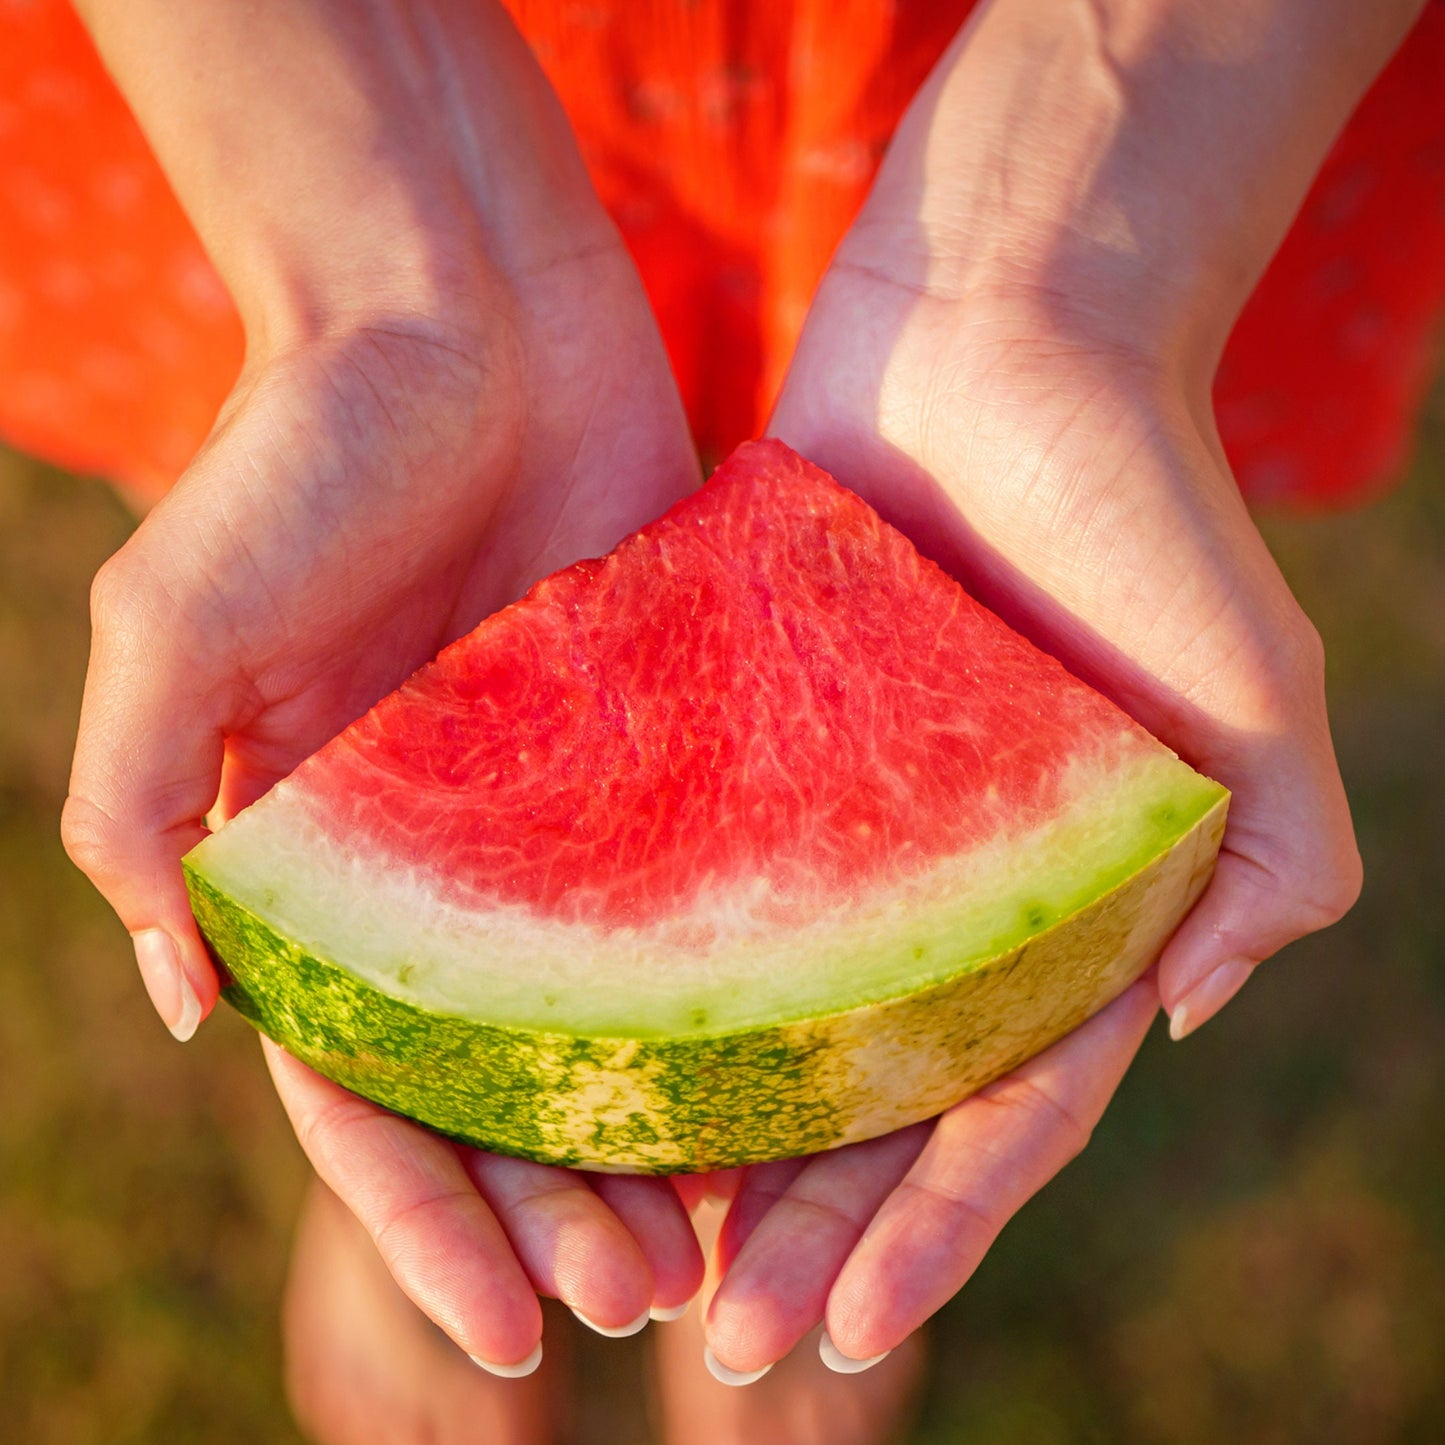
[183,440,1227,1171]
[315,441,1153,931]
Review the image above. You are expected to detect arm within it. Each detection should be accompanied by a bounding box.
[69,0,608,344]
[63,0,704,1369]
[704,0,1422,1373]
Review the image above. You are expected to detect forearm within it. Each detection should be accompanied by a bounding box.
[71,0,605,347]
[852,0,1428,367]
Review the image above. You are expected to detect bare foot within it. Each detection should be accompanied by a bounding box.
[649,1200,927,1445]
[283,1178,554,1445]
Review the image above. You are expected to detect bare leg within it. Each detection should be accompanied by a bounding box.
[282,1181,923,1445]
[649,1200,927,1445]
[283,1178,554,1445]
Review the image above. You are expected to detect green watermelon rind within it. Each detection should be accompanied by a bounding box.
[184,789,1227,1174]
[186,750,1224,1038]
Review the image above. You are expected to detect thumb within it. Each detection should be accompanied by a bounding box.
[1157,699,1362,1041]
[62,529,240,1040]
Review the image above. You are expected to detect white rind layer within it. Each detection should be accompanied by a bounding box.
[190,744,1219,1035]
[184,790,1226,1170]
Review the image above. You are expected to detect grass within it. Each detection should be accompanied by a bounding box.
[2,389,1443,1443]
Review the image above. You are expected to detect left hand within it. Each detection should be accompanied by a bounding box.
[63,0,708,1370]
[698,0,1419,1374]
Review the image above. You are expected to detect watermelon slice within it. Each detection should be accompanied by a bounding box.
[184,441,1227,1173]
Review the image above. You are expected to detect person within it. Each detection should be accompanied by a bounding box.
[2,0,1439,1440]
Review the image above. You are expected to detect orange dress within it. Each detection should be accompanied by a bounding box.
[1,0,1443,506]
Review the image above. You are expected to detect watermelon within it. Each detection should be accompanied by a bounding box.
[183,441,1227,1173]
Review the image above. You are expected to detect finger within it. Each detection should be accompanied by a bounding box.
[824,977,1159,1361]
[1159,820,1361,1041]
[1159,715,1361,1041]
[704,1127,930,1373]
[669,1174,713,1214]
[262,1039,544,1371]
[714,1158,808,1276]
[62,533,241,1039]
[462,1152,656,1337]
[587,1173,706,1318]
[668,1168,745,1225]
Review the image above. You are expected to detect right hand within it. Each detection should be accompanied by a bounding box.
[700,0,1390,1376]
[63,0,705,1371]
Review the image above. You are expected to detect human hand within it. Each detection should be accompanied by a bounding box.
[62,0,704,1371]
[699,0,1420,1376]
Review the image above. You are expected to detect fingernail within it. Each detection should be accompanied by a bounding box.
[819,1330,891,1374]
[570,1306,650,1338]
[649,1302,691,1322]
[469,1342,543,1378]
[1169,958,1255,1041]
[132,929,202,1042]
[703,1346,772,1386]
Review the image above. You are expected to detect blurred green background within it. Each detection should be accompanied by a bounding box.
[2,385,1443,1444]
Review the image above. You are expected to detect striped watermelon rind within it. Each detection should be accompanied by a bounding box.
[184,778,1225,1173]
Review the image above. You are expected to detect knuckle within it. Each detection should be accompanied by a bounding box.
[1056,1120,1093,1169]
[88,537,200,654]
[1058,1118,1094,1167]
[1244,826,1364,947]
[87,547,171,669]
[1297,837,1364,930]
[1291,805,1364,927]
[898,1175,1001,1242]
[292,1090,376,1171]
[980,1074,1094,1162]
[87,548,141,634]
[370,1187,476,1258]
[59,792,120,883]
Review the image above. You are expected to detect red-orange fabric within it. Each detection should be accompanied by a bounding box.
[1,0,1442,505]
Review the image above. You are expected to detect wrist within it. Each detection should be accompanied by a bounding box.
[845,0,1427,381]
[73,0,606,359]
[218,193,503,364]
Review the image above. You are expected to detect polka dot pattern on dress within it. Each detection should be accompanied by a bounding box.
[0,0,1442,506]
[0,0,243,500]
